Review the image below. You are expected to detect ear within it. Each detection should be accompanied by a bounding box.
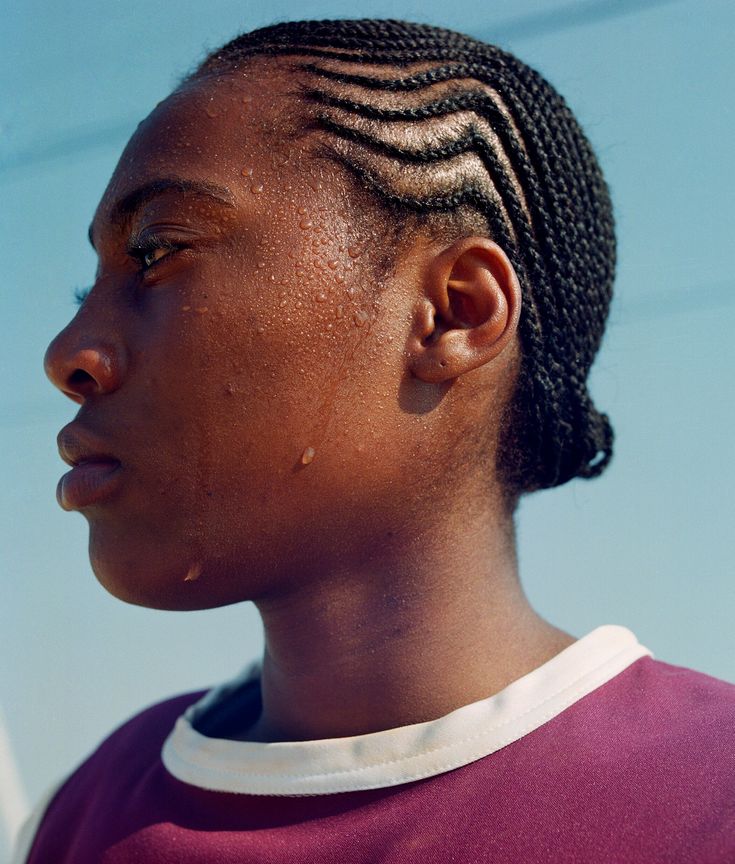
[408,237,521,384]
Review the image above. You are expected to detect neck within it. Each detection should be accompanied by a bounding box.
[246,497,574,743]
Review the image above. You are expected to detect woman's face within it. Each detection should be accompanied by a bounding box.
[44,68,432,610]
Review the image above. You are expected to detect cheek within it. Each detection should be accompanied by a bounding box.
[102,190,408,591]
[195,217,366,441]
[135,247,348,502]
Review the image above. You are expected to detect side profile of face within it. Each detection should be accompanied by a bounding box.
[44,62,520,610]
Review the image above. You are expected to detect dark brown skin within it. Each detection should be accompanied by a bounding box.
[44,63,574,743]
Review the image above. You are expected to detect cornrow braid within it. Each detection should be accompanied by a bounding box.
[189,19,617,505]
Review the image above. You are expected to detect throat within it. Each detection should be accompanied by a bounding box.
[193,618,576,745]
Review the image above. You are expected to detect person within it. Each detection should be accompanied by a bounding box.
[16,18,734,863]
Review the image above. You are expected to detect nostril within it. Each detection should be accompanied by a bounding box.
[68,368,97,391]
[46,341,125,401]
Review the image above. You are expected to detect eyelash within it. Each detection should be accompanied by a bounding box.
[72,233,186,306]
[127,232,183,271]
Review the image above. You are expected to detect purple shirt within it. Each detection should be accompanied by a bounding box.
[16,626,735,863]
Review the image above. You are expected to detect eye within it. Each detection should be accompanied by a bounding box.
[127,233,182,272]
[142,246,171,268]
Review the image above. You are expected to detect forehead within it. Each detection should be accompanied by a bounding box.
[95,68,309,224]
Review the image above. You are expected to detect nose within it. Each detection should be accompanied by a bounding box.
[44,324,126,404]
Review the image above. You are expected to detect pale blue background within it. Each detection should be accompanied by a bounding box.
[1,0,733,853]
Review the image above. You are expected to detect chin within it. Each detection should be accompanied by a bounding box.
[86,532,215,611]
[87,529,267,611]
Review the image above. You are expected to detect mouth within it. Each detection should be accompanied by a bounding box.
[56,425,123,511]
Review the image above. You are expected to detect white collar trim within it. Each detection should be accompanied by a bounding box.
[162,624,652,796]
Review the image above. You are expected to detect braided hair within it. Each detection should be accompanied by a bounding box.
[188,19,616,508]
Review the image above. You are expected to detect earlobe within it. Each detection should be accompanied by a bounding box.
[408,238,521,384]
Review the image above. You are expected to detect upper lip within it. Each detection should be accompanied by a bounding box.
[57,424,120,468]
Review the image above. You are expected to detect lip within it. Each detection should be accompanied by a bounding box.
[56,424,123,511]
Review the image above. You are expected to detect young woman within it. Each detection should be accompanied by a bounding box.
[18,18,734,863]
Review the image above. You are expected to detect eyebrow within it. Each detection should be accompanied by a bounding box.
[87,177,235,248]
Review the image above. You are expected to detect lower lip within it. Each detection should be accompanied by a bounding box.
[57,460,123,511]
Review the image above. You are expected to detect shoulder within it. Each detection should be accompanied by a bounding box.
[569,654,735,756]
[558,655,735,807]
[611,654,735,737]
[65,686,207,787]
[59,687,208,788]
[94,688,207,760]
[456,655,735,862]
[15,688,206,864]
[631,656,735,772]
